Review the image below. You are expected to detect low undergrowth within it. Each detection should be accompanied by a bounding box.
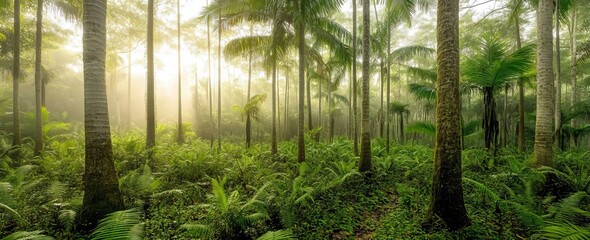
[1,130,589,239]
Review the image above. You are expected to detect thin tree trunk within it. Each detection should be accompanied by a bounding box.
[217,13,222,151]
[79,0,123,232]
[277,68,281,140]
[12,0,21,147]
[570,7,578,148]
[534,0,555,166]
[426,0,470,230]
[359,0,372,173]
[246,25,253,148]
[399,113,405,145]
[515,16,525,152]
[554,1,562,150]
[176,0,184,144]
[297,0,305,163]
[271,58,278,156]
[502,84,508,147]
[146,0,156,149]
[352,0,359,156]
[207,0,214,148]
[307,68,313,131]
[318,76,322,142]
[386,24,391,153]
[284,68,289,139]
[127,45,132,129]
[34,0,43,156]
[380,61,384,139]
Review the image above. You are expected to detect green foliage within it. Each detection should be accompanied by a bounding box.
[1,230,53,240]
[90,208,143,240]
[256,229,296,240]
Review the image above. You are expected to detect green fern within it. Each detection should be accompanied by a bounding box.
[534,222,590,240]
[1,231,53,240]
[90,208,143,240]
[256,229,297,240]
[180,224,214,239]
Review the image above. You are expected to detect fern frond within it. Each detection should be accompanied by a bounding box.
[463,177,500,202]
[180,223,214,239]
[1,231,53,240]
[256,229,297,240]
[534,222,590,240]
[90,208,143,240]
[58,209,77,230]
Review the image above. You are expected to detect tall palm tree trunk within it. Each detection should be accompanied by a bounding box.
[318,77,322,142]
[12,0,21,147]
[554,1,562,150]
[217,13,222,151]
[34,0,43,156]
[146,0,156,149]
[176,0,184,144]
[515,16,525,152]
[79,0,124,232]
[483,88,499,153]
[206,0,214,148]
[352,0,359,156]
[246,26,253,148]
[297,0,306,163]
[358,0,372,173]
[569,7,578,148]
[380,61,384,139]
[534,0,555,166]
[271,58,278,156]
[307,68,313,131]
[386,25,391,153]
[426,0,470,230]
[284,68,289,139]
[127,45,132,129]
[502,84,508,147]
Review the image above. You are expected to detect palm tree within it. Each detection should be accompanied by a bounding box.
[462,35,534,153]
[239,94,266,147]
[568,2,578,148]
[78,0,124,232]
[12,0,20,148]
[534,0,555,166]
[217,13,222,151]
[554,0,562,149]
[208,0,348,159]
[34,0,43,156]
[358,0,372,173]
[146,0,155,149]
[351,0,358,156]
[206,0,214,149]
[508,0,527,152]
[389,101,410,145]
[425,0,470,230]
[176,0,184,144]
[297,0,306,163]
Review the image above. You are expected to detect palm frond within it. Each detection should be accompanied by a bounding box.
[406,121,436,136]
[389,45,435,63]
[408,82,436,101]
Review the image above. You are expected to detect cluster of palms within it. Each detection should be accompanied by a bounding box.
[3,0,590,235]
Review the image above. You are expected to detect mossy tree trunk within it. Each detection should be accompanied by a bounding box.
[534,0,555,167]
[426,0,470,230]
[358,0,372,173]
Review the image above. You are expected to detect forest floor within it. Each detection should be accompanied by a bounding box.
[1,134,590,239]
